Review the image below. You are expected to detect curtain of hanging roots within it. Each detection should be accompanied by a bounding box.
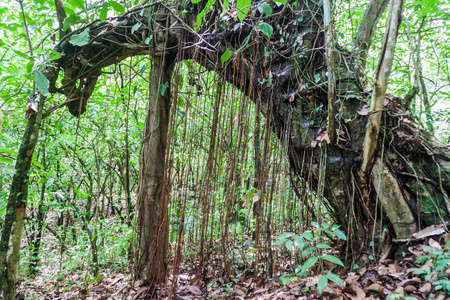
[163,57,321,293]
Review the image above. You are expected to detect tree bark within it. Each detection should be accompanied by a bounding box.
[134,48,174,288]
[0,95,45,297]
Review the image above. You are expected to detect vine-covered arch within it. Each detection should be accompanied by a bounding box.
[1,0,450,295]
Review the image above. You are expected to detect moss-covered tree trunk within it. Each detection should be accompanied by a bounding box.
[0,95,45,298]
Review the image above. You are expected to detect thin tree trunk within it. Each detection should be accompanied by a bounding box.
[29,127,48,275]
[0,95,45,297]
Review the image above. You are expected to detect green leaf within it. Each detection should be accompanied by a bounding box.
[63,13,84,31]
[303,231,313,241]
[0,156,13,164]
[273,238,287,246]
[71,0,86,11]
[258,22,273,39]
[320,255,344,267]
[316,244,332,249]
[46,177,55,188]
[259,2,272,16]
[191,0,202,3]
[294,235,305,250]
[279,275,291,286]
[274,0,286,4]
[33,71,49,96]
[131,22,142,34]
[317,275,328,293]
[0,148,16,155]
[221,49,232,66]
[285,240,293,252]
[69,28,90,47]
[301,256,318,273]
[236,0,251,22]
[194,0,215,30]
[109,0,125,13]
[301,246,314,257]
[326,273,343,285]
[277,232,295,239]
[99,3,108,22]
[314,73,321,83]
[160,82,169,96]
[334,229,347,240]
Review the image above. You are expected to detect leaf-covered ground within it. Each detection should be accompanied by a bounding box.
[19,228,450,300]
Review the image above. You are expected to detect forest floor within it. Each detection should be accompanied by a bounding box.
[18,230,449,300]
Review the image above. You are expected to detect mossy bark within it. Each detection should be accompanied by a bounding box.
[0,96,45,298]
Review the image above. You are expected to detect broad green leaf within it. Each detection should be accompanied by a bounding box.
[301,256,318,273]
[69,28,90,47]
[320,255,344,267]
[258,2,272,16]
[274,0,286,4]
[63,13,84,31]
[237,0,251,22]
[131,22,142,34]
[258,22,273,39]
[221,49,232,66]
[412,269,426,275]
[109,0,125,13]
[279,275,291,285]
[285,240,293,252]
[303,231,313,241]
[273,238,287,246]
[301,246,314,257]
[34,71,49,96]
[334,229,347,240]
[99,3,108,22]
[317,275,328,292]
[294,235,305,250]
[191,0,202,3]
[327,273,343,285]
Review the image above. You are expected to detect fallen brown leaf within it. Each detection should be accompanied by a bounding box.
[429,238,441,250]
[419,282,431,293]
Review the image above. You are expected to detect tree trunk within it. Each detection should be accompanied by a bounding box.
[134,49,174,286]
[0,95,45,297]
[28,129,48,275]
